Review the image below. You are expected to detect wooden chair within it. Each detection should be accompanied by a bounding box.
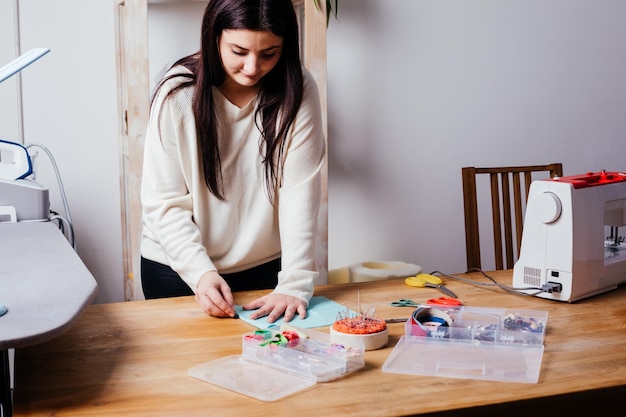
[462,163,563,271]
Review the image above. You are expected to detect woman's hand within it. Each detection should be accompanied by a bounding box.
[194,271,237,318]
[242,293,308,323]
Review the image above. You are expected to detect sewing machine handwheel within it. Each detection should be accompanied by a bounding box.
[533,191,562,224]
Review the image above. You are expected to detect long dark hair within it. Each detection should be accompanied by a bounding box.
[153,0,303,201]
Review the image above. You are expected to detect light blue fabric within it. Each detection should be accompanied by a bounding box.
[235,296,356,329]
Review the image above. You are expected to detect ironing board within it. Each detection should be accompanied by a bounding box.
[0,222,98,417]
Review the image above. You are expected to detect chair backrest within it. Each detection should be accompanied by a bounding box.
[462,163,563,271]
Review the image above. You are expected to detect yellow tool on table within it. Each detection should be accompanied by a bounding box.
[405,274,458,299]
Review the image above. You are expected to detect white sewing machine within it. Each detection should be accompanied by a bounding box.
[512,170,626,302]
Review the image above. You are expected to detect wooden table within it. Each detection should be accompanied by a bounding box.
[13,271,626,416]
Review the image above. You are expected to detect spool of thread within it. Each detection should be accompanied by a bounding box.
[411,306,453,337]
[348,261,422,283]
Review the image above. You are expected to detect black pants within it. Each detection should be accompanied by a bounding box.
[141,257,280,299]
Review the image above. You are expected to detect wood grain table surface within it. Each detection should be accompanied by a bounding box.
[13,270,626,416]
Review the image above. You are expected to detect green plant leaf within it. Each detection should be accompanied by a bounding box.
[314,0,339,27]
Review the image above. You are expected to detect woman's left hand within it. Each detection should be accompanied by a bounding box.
[242,293,308,323]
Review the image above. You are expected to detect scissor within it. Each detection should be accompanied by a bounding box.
[404,274,458,298]
[391,299,421,307]
[426,296,462,306]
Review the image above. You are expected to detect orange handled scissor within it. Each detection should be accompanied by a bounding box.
[405,274,459,299]
[426,296,462,306]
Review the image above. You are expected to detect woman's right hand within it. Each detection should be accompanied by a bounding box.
[194,270,237,318]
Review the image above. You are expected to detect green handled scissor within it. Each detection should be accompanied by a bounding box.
[390,299,421,307]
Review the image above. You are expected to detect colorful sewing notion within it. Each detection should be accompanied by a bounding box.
[405,273,458,298]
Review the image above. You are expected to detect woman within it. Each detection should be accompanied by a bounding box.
[140,0,325,323]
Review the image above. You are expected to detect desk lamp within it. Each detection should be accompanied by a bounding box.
[0,47,49,83]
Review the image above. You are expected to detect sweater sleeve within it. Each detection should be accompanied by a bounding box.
[274,71,327,303]
[140,79,216,291]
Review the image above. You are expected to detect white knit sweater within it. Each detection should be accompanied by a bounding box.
[140,68,325,303]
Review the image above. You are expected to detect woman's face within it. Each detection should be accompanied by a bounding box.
[218,29,283,89]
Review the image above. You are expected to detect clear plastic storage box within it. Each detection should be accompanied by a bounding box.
[382,304,548,383]
[189,328,365,401]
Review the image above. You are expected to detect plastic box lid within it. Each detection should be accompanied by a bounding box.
[189,354,317,402]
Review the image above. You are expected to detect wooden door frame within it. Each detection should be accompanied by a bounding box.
[116,0,327,300]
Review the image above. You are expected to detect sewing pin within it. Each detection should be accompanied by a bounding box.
[385,318,409,324]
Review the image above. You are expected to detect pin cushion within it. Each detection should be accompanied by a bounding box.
[330,316,389,350]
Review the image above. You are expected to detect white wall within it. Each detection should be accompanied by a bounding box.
[327,0,626,274]
[3,0,625,303]
[147,1,206,92]
[0,0,20,143]
[0,0,124,303]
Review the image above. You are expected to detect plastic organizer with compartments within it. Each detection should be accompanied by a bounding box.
[189,327,365,401]
[382,304,548,383]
